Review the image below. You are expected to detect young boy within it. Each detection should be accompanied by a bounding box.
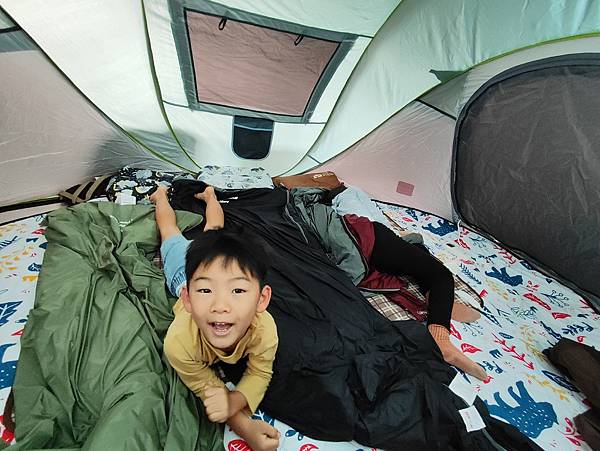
[150,185,280,451]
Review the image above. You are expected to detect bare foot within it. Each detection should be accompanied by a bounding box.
[451,302,481,323]
[194,186,216,203]
[149,184,168,204]
[428,324,488,381]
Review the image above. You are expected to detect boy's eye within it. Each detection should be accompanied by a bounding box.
[232,288,246,294]
[197,288,212,294]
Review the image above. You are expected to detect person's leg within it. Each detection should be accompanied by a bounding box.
[150,185,182,242]
[370,222,487,381]
[195,186,224,231]
[370,222,453,328]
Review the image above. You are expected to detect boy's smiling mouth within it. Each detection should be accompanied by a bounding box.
[209,321,234,336]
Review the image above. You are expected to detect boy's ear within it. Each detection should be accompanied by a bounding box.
[181,285,192,313]
[256,285,272,313]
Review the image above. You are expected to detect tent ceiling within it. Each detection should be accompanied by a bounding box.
[207,0,400,37]
[0,6,15,29]
[304,0,600,168]
[421,36,600,119]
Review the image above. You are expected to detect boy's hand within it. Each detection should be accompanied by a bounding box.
[245,419,280,451]
[149,184,169,204]
[203,387,229,423]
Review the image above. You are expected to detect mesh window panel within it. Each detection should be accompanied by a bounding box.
[453,54,600,304]
[186,10,339,116]
[232,116,273,159]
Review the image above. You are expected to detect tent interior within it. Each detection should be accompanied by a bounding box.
[0,1,599,450]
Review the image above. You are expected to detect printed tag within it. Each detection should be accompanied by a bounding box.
[459,405,486,432]
[116,193,137,205]
[449,373,477,405]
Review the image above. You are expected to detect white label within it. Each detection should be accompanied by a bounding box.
[448,373,477,405]
[116,193,137,205]
[459,405,486,432]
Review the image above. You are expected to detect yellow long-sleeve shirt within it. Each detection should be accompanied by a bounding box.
[164,299,278,414]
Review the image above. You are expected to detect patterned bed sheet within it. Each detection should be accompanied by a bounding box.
[0,215,47,444]
[1,205,598,450]
[223,204,599,451]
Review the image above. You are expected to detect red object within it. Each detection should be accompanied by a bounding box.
[395,180,415,196]
[551,312,571,319]
[0,416,14,444]
[454,238,470,249]
[228,439,252,451]
[483,375,493,384]
[479,289,488,298]
[299,444,319,451]
[577,335,585,343]
[11,329,22,336]
[524,293,551,310]
[460,343,482,354]
[450,323,462,340]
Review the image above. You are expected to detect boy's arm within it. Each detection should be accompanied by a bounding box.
[231,318,278,416]
[165,336,229,418]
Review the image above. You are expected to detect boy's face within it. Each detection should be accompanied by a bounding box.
[181,256,271,352]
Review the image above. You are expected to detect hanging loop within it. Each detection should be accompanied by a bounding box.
[294,35,304,46]
[218,18,227,30]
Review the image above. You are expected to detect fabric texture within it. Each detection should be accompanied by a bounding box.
[272,171,343,190]
[58,173,115,204]
[370,220,455,328]
[344,214,429,320]
[331,185,389,225]
[197,166,274,190]
[160,233,191,297]
[543,338,600,410]
[574,410,600,451]
[164,300,278,415]
[288,187,367,285]
[364,292,416,321]
[10,203,222,450]
[169,180,543,450]
[107,166,195,203]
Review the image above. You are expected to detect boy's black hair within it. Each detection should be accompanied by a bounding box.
[185,227,270,287]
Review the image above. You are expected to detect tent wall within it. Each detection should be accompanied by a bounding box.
[422,36,600,119]
[317,103,455,219]
[144,0,372,174]
[454,54,600,306]
[1,0,398,175]
[1,0,195,171]
[296,0,600,171]
[0,33,168,207]
[304,37,600,220]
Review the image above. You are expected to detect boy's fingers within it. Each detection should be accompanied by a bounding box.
[204,387,223,398]
[266,428,279,439]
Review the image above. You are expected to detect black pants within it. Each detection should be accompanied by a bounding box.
[370,222,453,328]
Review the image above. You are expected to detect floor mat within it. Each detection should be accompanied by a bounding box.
[224,204,599,450]
[374,203,599,451]
[3,207,598,450]
[0,215,47,444]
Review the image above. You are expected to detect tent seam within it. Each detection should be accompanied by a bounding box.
[141,0,202,171]
[309,32,600,171]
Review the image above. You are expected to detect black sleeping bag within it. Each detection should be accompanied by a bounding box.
[169,181,542,451]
